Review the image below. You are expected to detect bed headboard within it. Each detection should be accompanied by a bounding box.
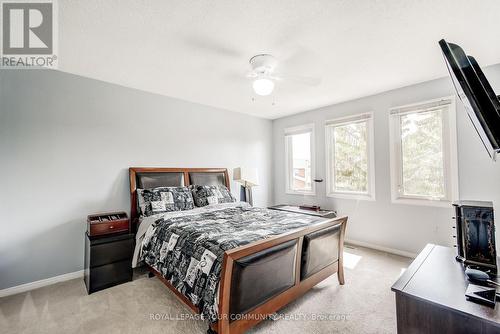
[129,167,230,231]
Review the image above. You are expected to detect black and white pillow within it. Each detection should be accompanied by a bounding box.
[190,185,236,207]
[137,186,194,217]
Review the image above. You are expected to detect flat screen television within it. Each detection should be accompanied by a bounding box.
[439,39,500,161]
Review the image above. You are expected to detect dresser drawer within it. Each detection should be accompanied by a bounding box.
[87,259,132,293]
[90,236,134,267]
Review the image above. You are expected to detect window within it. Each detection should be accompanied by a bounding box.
[325,113,375,200]
[389,97,458,206]
[285,124,315,195]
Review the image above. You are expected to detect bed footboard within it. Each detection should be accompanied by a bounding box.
[229,239,298,317]
[301,223,342,282]
[217,216,347,334]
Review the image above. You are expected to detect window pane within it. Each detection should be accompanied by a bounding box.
[291,132,312,191]
[333,122,368,193]
[400,110,445,198]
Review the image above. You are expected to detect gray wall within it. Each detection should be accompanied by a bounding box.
[273,64,500,255]
[0,70,273,290]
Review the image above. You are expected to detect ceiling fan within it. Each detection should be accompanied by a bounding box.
[182,34,323,97]
[247,54,321,96]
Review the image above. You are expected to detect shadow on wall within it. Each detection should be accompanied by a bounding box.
[0,168,131,290]
[0,219,85,290]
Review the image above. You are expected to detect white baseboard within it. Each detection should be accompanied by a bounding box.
[0,239,414,298]
[0,270,84,298]
[345,238,417,258]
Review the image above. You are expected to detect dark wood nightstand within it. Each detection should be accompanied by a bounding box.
[269,204,337,218]
[84,232,134,294]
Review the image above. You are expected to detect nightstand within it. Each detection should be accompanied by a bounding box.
[84,232,134,294]
[269,204,337,218]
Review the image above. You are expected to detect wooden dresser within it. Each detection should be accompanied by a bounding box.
[392,244,500,333]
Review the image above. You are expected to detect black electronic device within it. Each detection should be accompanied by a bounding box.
[453,201,496,272]
[439,40,500,161]
[465,283,496,308]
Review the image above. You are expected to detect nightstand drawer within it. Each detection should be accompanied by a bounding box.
[87,259,132,293]
[90,236,134,267]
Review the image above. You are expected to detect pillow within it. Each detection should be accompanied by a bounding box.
[137,186,194,217]
[190,185,236,207]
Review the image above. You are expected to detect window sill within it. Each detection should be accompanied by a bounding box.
[391,197,451,208]
[327,192,375,201]
[285,190,316,196]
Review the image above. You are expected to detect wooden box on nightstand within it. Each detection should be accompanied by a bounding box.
[84,232,135,294]
[87,212,130,237]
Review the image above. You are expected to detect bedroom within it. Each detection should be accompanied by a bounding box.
[1,1,500,333]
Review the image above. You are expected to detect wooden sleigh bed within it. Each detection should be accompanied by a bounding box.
[129,167,347,334]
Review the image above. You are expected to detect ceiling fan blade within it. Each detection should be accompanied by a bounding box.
[274,73,322,86]
[246,71,258,78]
[223,68,259,81]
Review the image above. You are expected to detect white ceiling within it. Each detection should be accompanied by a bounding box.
[58,0,500,119]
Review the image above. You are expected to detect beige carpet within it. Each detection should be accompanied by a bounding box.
[0,245,411,334]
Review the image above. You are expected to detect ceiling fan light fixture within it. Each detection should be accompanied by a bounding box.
[252,78,274,96]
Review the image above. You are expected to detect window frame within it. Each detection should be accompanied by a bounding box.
[325,113,376,200]
[284,123,316,196]
[389,96,459,207]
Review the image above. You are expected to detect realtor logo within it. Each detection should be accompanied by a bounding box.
[1,0,57,68]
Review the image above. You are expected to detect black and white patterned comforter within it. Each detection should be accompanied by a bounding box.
[133,202,327,323]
